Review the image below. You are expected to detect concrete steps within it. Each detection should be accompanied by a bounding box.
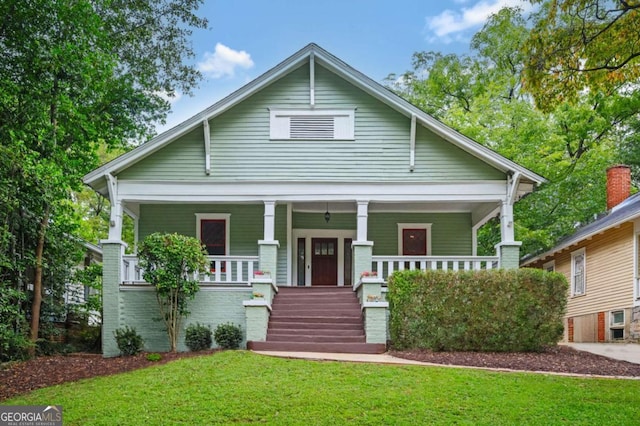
[247,286,386,354]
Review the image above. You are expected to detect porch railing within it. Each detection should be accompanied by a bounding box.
[372,255,499,282]
[121,255,259,285]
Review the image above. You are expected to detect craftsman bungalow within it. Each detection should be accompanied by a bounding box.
[84,44,544,356]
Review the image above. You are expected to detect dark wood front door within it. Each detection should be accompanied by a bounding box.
[311,238,338,285]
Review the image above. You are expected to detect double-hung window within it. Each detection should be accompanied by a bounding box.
[195,214,230,270]
[571,248,586,296]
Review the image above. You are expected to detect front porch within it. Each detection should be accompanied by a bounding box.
[100,187,524,356]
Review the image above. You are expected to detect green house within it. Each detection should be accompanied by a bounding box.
[84,44,544,356]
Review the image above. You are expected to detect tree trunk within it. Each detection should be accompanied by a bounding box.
[29,206,50,354]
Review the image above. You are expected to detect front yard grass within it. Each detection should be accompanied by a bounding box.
[5,350,640,425]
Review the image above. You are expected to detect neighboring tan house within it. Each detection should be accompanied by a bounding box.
[83,43,544,356]
[523,165,640,343]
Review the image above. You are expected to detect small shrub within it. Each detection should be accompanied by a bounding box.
[146,353,162,362]
[114,326,144,356]
[185,323,212,351]
[213,323,243,349]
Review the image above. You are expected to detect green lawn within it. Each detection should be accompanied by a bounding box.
[5,351,640,425]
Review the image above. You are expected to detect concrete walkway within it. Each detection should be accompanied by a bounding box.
[256,343,640,366]
[563,343,640,365]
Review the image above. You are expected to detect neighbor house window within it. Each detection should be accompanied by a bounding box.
[270,109,355,140]
[610,310,625,340]
[195,214,230,256]
[543,260,555,273]
[571,248,586,296]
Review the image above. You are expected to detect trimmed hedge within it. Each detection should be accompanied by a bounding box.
[387,268,567,352]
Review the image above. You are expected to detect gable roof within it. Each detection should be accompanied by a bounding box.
[83,43,545,191]
[522,193,640,266]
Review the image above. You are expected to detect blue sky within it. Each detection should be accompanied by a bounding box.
[157,0,532,133]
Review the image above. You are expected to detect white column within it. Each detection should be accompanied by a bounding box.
[263,201,276,241]
[356,200,369,242]
[107,200,123,241]
[499,201,514,243]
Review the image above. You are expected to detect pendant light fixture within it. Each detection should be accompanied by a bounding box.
[324,202,331,223]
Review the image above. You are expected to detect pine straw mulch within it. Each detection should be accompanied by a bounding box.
[2,346,639,401]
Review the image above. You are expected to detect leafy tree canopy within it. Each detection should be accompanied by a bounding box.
[524,0,640,110]
[0,0,207,351]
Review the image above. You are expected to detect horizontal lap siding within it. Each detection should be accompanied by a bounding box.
[369,213,472,256]
[548,223,635,317]
[117,63,504,182]
[138,204,263,256]
[292,211,471,255]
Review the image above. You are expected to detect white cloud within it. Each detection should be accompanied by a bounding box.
[425,0,533,43]
[156,90,182,105]
[197,43,254,78]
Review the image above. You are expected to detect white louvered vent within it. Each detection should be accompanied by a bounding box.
[270,109,355,140]
[290,115,334,139]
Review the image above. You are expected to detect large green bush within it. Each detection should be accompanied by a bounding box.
[387,269,567,352]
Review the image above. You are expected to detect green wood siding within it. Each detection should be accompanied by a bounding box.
[118,63,505,182]
[293,212,356,229]
[292,211,472,255]
[138,204,263,256]
[369,213,472,256]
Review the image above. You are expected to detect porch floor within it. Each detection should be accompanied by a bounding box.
[247,287,386,354]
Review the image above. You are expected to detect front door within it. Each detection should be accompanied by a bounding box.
[311,238,338,285]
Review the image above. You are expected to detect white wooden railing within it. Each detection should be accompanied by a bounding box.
[122,255,259,285]
[372,255,499,282]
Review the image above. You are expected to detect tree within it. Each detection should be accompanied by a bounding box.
[0,0,207,354]
[138,233,209,352]
[524,0,640,109]
[387,7,631,256]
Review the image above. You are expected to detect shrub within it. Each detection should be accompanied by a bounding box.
[114,326,144,356]
[387,268,567,352]
[146,353,162,362]
[213,323,243,349]
[185,323,212,351]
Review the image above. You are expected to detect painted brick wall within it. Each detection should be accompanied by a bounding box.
[102,243,123,357]
[117,287,251,352]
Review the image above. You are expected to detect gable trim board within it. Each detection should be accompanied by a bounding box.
[83,43,544,193]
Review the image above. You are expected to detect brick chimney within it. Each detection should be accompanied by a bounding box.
[606,165,631,210]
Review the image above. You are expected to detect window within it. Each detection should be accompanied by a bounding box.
[571,248,586,296]
[270,109,355,140]
[610,310,625,340]
[195,214,230,256]
[543,260,555,273]
[397,223,432,256]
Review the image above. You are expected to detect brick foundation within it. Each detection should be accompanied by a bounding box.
[567,317,574,342]
[597,311,605,342]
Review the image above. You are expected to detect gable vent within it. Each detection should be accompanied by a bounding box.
[290,116,334,139]
[270,109,355,140]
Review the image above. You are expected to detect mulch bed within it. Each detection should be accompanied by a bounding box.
[1,346,638,401]
[390,345,640,377]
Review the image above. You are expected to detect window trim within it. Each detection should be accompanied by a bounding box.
[269,108,356,140]
[571,248,586,297]
[195,213,231,256]
[397,223,432,256]
[610,310,625,327]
